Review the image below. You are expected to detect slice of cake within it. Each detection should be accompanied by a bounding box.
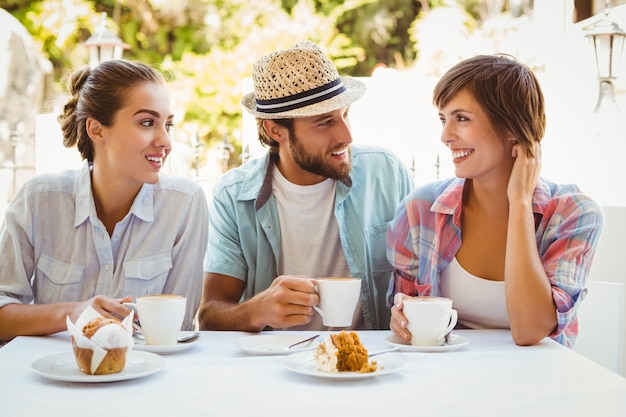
[313,331,378,373]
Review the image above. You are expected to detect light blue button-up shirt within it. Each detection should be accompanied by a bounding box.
[0,163,208,330]
[204,144,414,329]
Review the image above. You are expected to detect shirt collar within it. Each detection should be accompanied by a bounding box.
[249,152,352,210]
[74,163,93,227]
[431,178,464,216]
[131,183,155,222]
[73,162,155,226]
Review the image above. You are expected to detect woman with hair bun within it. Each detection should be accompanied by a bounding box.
[0,60,208,341]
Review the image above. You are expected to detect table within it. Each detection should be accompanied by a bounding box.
[1,329,625,416]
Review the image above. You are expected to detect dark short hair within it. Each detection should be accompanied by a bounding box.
[256,118,293,154]
[433,54,546,156]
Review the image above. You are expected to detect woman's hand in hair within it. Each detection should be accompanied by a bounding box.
[507,141,541,206]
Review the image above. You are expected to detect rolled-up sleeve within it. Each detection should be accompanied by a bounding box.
[539,192,604,347]
[386,201,420,307]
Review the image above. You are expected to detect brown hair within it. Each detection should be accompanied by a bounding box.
[57,59,167,162]
[432,54,545,156]
[256,118,293,154]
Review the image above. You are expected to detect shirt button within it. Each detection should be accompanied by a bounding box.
[105,264,111,271]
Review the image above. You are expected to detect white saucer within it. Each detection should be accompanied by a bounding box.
[133,331,199,354]
[385,334,469,352]
[235,334,319,355]
[31,350,165,383]
[283,351,405,379]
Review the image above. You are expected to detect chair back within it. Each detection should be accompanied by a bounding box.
[574,280,624,374]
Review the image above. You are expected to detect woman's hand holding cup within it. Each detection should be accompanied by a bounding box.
[391,293,412,341]
[392,293,458,346]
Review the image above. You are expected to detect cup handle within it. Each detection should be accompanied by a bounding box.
[313,306,324,318]
[312,283,324,317]
[122,302,137,311]
[441,309,458,338]
[122,302,141,330]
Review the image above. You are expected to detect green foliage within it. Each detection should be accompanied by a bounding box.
[456,0,487,20]
[3,0,443,171]
[5,0,96,79]
[335,0,423,74]
[0,0,37,11]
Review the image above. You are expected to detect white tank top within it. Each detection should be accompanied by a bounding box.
[440,257,510,329]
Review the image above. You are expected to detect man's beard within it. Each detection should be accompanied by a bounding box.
[287,126,352,180]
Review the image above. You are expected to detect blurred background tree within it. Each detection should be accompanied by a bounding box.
[0,0,490,171]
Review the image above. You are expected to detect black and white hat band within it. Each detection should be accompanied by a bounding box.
[254,79,346,115]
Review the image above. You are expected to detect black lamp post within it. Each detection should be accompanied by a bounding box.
[585,1,626,112]
[83,13,129,68]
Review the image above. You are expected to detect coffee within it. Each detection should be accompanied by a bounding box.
[317,278,358,281]
[138,294,185,301]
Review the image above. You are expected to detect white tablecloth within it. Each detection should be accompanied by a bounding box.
[1,329,625,416]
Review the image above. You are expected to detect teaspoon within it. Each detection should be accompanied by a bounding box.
[287,334,320,350]
[368,346,401,357]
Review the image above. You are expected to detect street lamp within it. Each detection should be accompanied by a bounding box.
[585,1,626,112]
[83,13,129,68]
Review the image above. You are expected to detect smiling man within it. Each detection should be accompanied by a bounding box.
[198,41,414,332]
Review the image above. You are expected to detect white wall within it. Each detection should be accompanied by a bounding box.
[34,113,83,174]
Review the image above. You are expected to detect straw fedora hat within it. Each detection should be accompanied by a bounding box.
[242,41,366,119]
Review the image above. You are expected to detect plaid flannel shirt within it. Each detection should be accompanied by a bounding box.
[386,177,604,347]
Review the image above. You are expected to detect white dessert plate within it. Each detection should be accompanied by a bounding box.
[133,331,199,354]
[31,350,165,383]
[385,333,469,352]
[235,334,319,355]
[283,351,405,379]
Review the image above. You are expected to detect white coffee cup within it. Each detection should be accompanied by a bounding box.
[313,278,361,327]
[124,294,186,345]
[403,296,458,346]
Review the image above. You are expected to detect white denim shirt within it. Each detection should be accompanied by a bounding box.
[0,163,208,330]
